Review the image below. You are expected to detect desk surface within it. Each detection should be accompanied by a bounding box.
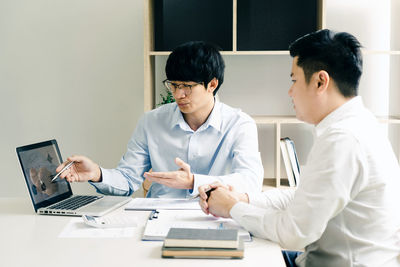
[0,198,285,267]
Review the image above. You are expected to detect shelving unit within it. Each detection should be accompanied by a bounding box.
[144,0,400,187]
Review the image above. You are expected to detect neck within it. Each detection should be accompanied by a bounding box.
[184,97,215,131]
[315,94,354,125]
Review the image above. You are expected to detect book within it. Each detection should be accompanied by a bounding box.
[162,238,244,259]
[280,137,300,187]
[164,228,239,248]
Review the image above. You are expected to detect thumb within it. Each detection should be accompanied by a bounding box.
[175,157,190,172]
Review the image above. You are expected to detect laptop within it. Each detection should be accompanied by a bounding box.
[16,139,131,216]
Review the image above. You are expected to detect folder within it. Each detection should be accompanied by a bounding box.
[142,209,252,242]
[280,137,300,187]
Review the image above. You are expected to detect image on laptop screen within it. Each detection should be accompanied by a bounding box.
[18,141,70,205]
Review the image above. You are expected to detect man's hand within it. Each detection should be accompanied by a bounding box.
[199,182,249,218]
[143,158,194,189]
[56,155,102,183]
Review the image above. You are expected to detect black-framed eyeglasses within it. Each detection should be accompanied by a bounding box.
[163,79,203,96]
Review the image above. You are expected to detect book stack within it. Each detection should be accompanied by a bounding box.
[161,228,244,259]
[280,137,300,187]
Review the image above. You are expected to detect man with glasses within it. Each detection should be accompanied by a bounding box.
[56,41,263,198]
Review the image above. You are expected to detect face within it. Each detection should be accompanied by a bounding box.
[172,80,216,116]
[288,57,319,124]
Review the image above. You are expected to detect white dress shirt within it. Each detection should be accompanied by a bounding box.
[230,97,400,266]
[91,100,264,198]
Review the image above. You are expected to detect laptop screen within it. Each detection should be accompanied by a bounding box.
[17,140,72,211]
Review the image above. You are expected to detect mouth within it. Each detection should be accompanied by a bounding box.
[177,102,189,107]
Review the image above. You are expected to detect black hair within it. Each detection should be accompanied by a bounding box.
[165,41,225,96]
[289,29,363,97]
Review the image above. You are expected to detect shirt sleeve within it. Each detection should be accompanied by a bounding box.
[191,118,264,196]
[89,115,151,196]
[230,131,368,250]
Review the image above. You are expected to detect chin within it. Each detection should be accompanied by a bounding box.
[178,106,191,113]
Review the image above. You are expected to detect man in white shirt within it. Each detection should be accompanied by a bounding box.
[199,29,400,266]
[56,41,263,198]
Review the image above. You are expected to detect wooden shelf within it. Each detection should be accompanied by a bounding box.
[252,115,301,124]
[149,51,290,56]
[377,116,400,124]
[149,50,400,57]
[251,115,400,125]
[361,50,400,55]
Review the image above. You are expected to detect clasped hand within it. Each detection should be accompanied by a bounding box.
[198,181,249,218]
[143,157,194,189]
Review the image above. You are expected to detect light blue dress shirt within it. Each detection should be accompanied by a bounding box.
[91,100,263,198]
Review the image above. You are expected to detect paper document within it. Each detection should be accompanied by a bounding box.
[142,209,252,242]
[58,218,135,238]
[125,198,201,211]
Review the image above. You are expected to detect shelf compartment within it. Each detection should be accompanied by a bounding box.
[236,0,322,51]
[152,0,233,51]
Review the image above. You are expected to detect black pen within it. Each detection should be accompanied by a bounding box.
[190,187,216,200]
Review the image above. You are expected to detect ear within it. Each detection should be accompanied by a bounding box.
[206,78,218,94]
[315,70,329,95]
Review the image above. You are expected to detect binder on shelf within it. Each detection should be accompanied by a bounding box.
[280,137,300,187]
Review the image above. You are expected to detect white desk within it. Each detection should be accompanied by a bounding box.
[0,198,285,267]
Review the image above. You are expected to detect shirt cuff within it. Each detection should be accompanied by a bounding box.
[230,201,264,221]
[247,191,270,207]
[190,173,222,197]
[88,167,114,192]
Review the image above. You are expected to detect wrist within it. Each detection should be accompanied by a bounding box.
[90,165,102,183]
[226,199,238,218]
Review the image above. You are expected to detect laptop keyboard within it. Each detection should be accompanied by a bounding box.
[49,195,102,210]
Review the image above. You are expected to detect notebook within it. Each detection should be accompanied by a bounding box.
[16,139,130,216]
[164,228,239,248]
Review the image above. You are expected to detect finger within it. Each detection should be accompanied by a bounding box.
[59,168,72,179]
[175,157,190,172]
[146,177,172,187]
[56,161,69,172]
[66,155,86,164]
[144,171,175,179]
[210,181,224,188]
[199,199,209,215]
[199,184,212,199]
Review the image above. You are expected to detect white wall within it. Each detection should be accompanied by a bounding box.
[0,0,144,197]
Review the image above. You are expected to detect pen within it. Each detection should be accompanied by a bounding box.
[51,161,75,182]
[190,187,216,200]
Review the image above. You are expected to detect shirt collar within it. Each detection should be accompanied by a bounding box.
[171,98,222,133]
[315,96,363,137]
